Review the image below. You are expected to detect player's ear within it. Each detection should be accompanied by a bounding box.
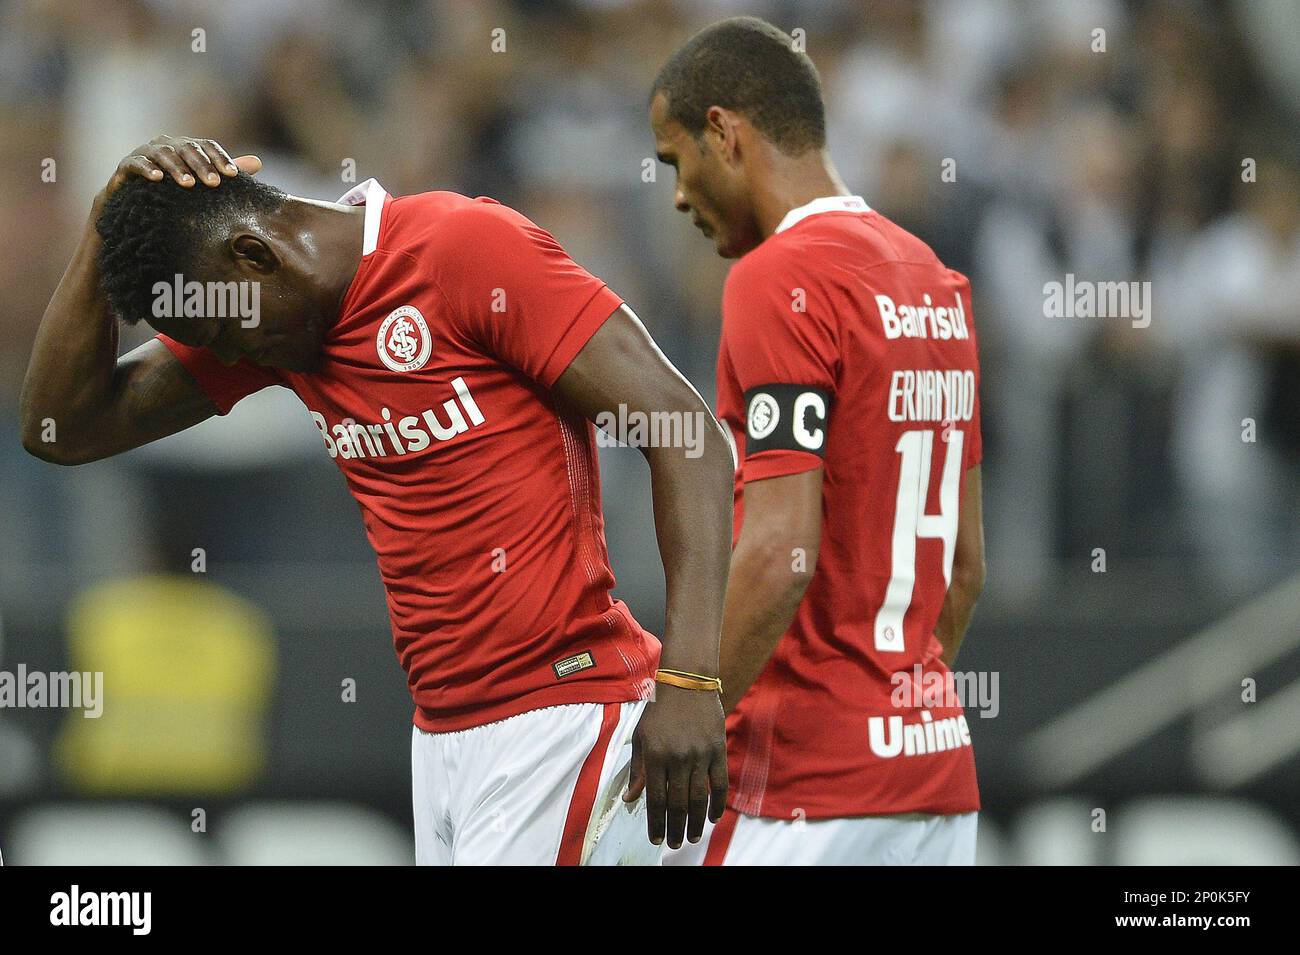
[229,232,279,274]
[704,105,741,164]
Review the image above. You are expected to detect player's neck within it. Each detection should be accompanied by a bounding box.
[287,198,368,328]
[753,150,851,239]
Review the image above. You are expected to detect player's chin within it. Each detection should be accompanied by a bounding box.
[714,234,744,259]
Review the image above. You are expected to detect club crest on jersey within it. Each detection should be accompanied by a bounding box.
[747,392,780,440]
[376,305,432,373]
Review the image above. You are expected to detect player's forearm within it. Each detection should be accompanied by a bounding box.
[20,203,120,461]
[644,421,734,677]
[934,560,985,666]
[718,533,811,712]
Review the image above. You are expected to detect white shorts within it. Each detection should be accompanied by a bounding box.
[411,700,661,865]
[663,808,978,865]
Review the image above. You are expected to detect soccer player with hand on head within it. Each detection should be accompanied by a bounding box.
[22,136,734,865]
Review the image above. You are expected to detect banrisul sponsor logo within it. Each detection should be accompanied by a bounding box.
[875,291,970,341]
[50,885,151,935]
[309,377,486,460]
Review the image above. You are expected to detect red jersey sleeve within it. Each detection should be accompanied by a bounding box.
[156,335,280,415]
[722,250,840,482]
[429,201,623,387]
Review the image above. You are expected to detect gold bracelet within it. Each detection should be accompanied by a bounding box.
[655,668,723,693]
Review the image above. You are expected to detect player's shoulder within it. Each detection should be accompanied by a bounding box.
[722,233,804,312]
[727,227,802,283]
[725,209,906,291]
[870,215,978,308]
[720,228,841,339]
[385,191,537,258]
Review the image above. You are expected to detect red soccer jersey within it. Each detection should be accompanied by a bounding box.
[158,179,659,732]
[716,195,982,819]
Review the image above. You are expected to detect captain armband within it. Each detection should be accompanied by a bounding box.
[742,384,833,455]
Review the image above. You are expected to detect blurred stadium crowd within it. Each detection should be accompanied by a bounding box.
[1,0,1298,864]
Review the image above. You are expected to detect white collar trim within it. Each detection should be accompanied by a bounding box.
[775,194,870,234]
[336,178,388,256]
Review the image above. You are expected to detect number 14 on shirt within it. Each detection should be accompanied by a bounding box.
[874,427,964,653]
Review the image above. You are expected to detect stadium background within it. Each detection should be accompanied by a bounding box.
[1,0,1298,864]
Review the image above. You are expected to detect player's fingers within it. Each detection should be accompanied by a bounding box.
[708,750,728,823]
[203,139,240,176]
[234,154,262,176]
[664,757,690,850]
[147,143,196,186]
[643,755,667,846]
[176,140,221,186]
[623,739,645,802]
[687,762,711,844]
[110,156,164,193]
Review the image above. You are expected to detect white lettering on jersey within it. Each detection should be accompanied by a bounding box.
[875,291,969,341]
[868,710,973,759]
[887,369,976,423]
[792,391,826,450]
[309,376,485,460]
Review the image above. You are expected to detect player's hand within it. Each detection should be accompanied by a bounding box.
[624,683,727,849]
[97,136,261,209]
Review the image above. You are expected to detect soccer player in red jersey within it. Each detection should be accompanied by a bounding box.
[651,18,986,864]
[22,137,734,865]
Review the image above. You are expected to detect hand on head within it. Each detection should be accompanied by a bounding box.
[102,135,261,201]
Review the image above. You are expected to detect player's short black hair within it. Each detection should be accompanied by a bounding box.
[95,172,288,325]
[652,16,826,156]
